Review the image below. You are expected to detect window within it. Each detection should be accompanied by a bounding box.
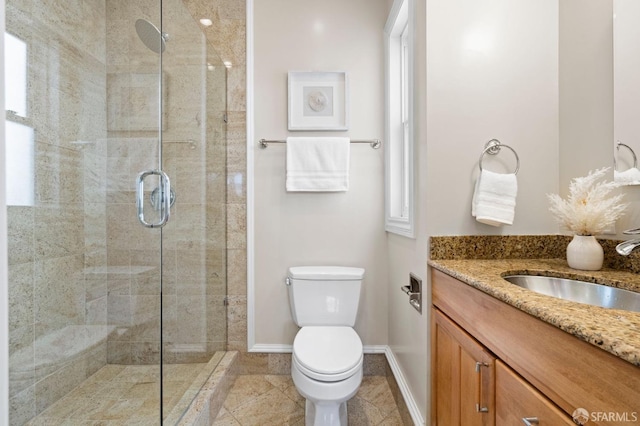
[5,32,27,117]
[5,121,34,206]
[4,32,34,206]
[384,0,415,237]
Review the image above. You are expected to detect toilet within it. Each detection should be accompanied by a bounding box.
[287,266,365,426]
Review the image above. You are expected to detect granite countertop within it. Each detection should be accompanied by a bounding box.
[428,257,640,367]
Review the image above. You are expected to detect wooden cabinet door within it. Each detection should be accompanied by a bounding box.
[496,360,574,426]
[433,309,496,426]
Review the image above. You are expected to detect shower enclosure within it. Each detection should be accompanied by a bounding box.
[6,0,227,423]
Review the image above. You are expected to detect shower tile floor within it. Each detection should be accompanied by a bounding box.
[26,363,205,425]
[212,375,405,426]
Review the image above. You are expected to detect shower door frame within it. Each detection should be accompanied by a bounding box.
[1,0,10,422]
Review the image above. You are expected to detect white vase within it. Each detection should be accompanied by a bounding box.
[566,235,604,271]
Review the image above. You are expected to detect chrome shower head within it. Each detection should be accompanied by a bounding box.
[135,19,168,53]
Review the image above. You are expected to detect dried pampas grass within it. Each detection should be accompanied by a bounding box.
[547,167,628,236]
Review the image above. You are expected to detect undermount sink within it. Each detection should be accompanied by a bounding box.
[503,275,640,313]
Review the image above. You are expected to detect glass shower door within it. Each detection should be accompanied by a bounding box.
[5,0,167,423]
[158,0,228,421]
[6,0,226,423]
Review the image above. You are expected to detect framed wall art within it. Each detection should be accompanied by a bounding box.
[288,71,349,131]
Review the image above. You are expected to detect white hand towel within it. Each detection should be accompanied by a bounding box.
[472,170,518,226]
[286,137,350,192]
[614,167,640,184]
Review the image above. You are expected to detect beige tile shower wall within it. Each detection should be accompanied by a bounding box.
[6,0,108,423]
[104,0,230,364]
[104,0,160,365]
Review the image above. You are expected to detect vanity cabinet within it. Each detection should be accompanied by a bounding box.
[431,269,640,426]
[434,308,573,425]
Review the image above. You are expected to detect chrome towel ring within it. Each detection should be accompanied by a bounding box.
[615,141,637,171]
[478,139,520,175]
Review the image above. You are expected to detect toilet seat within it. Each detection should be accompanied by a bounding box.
[293,353,363,382]
[293,326,363,382]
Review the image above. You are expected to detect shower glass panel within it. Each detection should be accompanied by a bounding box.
[159,0,228,422]
[5,0,227,424]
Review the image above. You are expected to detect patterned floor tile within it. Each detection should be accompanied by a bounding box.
[27,369,404,425]
[214,375,404,426]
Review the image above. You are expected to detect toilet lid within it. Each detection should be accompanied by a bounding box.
[293,326,363,376]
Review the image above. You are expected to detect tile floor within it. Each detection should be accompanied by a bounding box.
[212,375,405,426]
[25,363,205,425]
[24,367,404,425]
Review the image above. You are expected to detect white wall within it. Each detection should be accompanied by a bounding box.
[560,0,615,221]
[387,0,560,422]
[610,0,640,233]
[613,0,637,162]
[252,0,390,348]
[386,0,429,422]
[557,1,640,238]
[250,0,619,423]
[425,0,560,236]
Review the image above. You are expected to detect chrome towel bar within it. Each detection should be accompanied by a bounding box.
[259,138,382,149]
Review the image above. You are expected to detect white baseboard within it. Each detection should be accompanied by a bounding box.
[384,346,426,425]
[248,343,292,353]
[363,344,388,354]
[249,343,389,355]
[248,343,424,425]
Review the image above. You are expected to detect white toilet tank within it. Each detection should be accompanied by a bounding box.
[287,266,364,327]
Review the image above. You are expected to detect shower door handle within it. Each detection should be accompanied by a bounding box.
[136,169,171,228]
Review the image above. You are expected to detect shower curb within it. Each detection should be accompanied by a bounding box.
[172,351,239,425]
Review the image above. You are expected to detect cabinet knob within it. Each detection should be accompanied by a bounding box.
[522,417,539,426]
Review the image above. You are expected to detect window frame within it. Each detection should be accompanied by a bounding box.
[384,0,415,238]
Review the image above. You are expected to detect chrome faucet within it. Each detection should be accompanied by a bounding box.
[616,228,640,255]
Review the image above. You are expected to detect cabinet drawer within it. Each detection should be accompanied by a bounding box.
[496,360,574,426]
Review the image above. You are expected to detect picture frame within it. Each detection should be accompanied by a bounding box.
[288,71,349,131]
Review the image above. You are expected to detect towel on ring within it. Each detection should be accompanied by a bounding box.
[472,169,518,226]
[614,168,640,185]
[286,137,350,192]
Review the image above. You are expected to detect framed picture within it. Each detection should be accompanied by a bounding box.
[288,71,349,131]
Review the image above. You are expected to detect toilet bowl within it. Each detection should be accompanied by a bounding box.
[286,266,365,426]
[291,326,363,426]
